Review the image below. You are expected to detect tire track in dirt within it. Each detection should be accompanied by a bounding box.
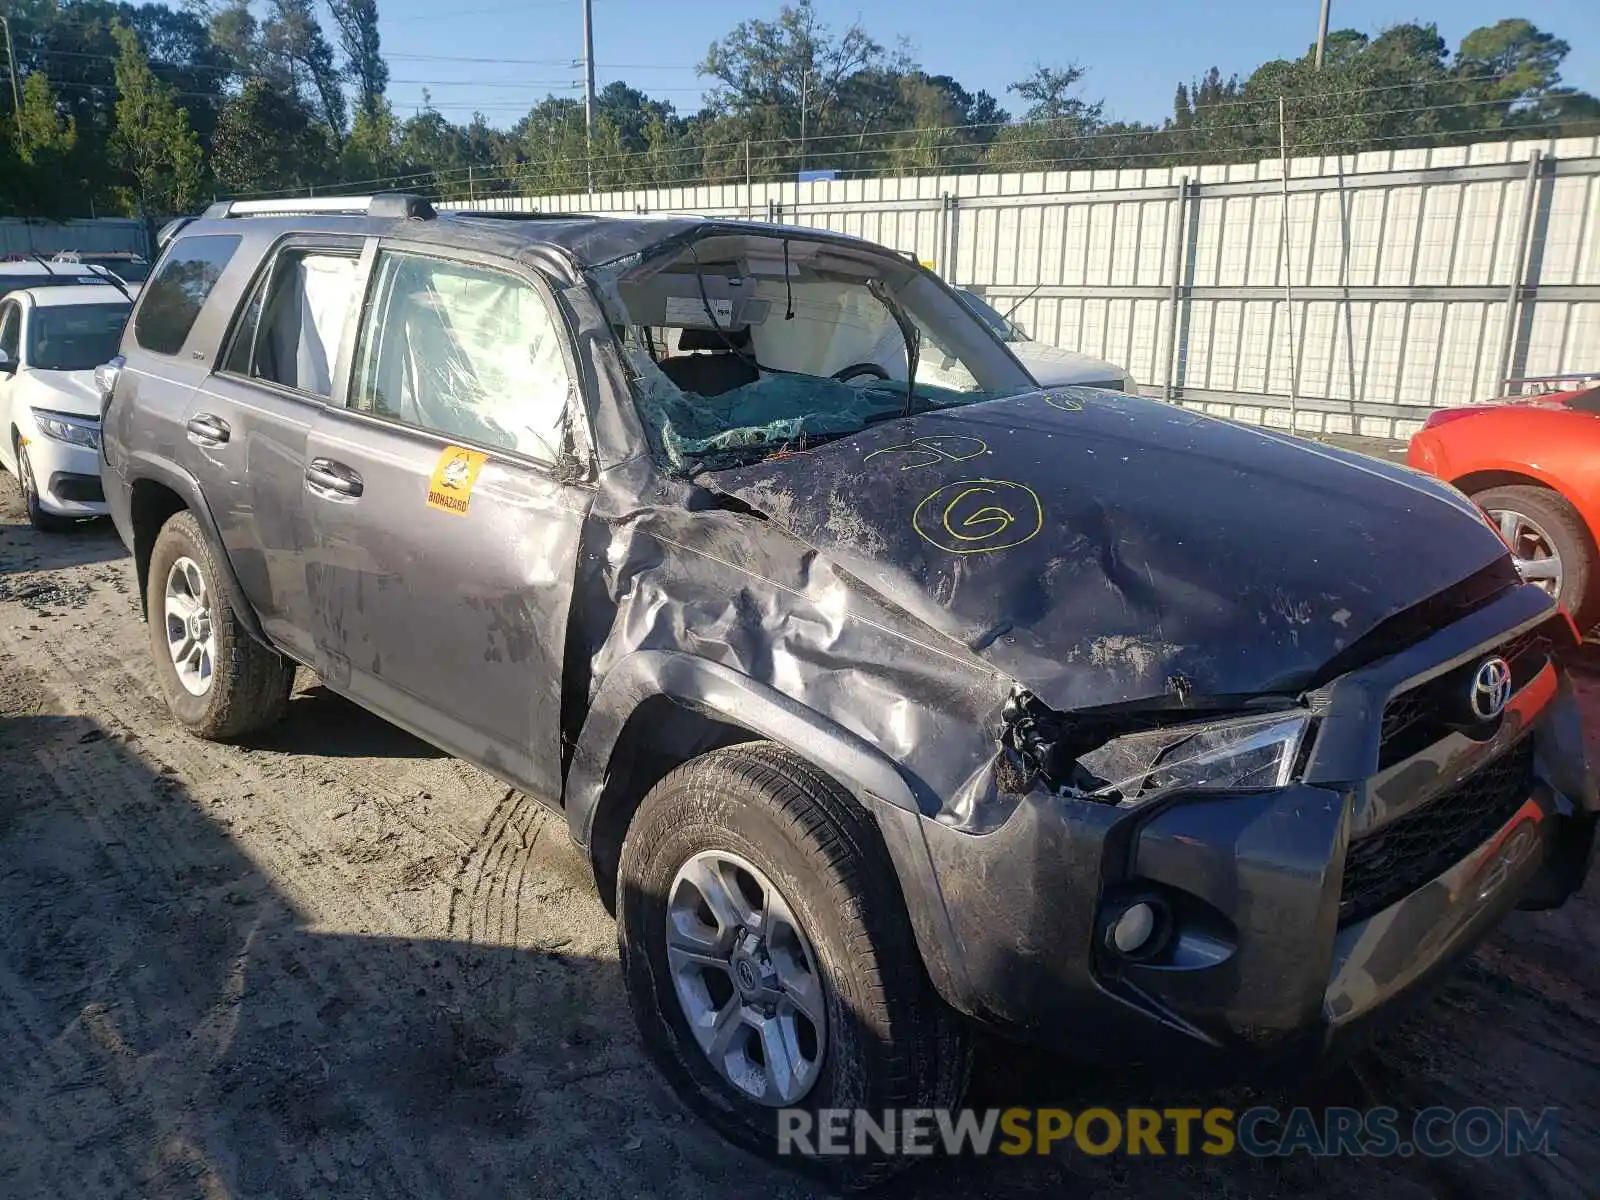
[7,640,471,1198]
[0,663,232,1198]
[0,562,484,1198]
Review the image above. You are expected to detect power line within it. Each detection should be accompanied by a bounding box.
[219,100,1589,202]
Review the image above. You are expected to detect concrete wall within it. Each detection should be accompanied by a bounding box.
[447,135,1600,439]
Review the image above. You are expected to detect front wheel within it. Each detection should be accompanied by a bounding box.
[15,440,76,533]
[145,510,295,739]
[1472,484,1596,628]
[617,742,970,1187]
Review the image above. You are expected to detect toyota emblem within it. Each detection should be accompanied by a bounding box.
[1469,656,1513,721]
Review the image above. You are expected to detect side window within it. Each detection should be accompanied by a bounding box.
[134,234,241,356]
[350,250,574,464]
[0,303,19,362]
[222,249,360,398]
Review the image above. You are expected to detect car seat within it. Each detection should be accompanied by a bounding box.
[658,326,760,396]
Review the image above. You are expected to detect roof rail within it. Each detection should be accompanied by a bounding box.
[201,193,437,221]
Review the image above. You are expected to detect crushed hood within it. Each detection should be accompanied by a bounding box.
[709,390,1511,711]
[18,369,101,418]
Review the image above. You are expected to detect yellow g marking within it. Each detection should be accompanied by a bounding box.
[912,478,1044,555]
[427,445,488,515]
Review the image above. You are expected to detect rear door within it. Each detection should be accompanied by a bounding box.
[302,243,594,800]
[187,236,367,660]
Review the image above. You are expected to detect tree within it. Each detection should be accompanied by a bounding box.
[329,0,387,120]
[212,77,331,194]
[16,72,78,164]
[264,0,348,142]
[109,22,204,219]
[1007,64,1102,124]
[7,72,80,214]
[988,64,1106,168]
[208,0,261,79]
[700,0,903,176]
[342,97,402,185]
[1456,19,1569,104]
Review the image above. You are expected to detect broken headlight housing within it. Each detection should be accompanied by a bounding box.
[1003,692,1312,806]
[1075,711,1312,806]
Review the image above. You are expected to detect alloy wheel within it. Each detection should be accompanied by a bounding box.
[1487,507,1563,599]
[664,849,827,1106]
[164,556,217,697]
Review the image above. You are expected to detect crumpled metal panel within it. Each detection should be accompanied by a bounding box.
[707,389,1510,713]
[561,229,1511,838]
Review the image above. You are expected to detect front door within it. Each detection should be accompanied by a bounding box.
[302,244,593,801]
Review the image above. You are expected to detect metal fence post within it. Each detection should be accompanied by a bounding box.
[936,192,950,277]
[1496,149,1544,394]
[946,195,961,286]
[1161,175,1191,401]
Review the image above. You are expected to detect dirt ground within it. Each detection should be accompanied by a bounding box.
[1,483,1597,1200]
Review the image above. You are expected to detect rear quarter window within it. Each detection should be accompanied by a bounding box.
[134,235,242,356]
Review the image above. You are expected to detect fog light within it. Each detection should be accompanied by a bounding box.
[1108,901,1157,955]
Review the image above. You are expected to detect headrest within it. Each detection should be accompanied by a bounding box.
[676,324,750,352]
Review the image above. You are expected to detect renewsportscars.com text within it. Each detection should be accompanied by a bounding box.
[777,1106,1560,1159]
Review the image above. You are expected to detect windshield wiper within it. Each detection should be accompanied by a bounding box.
[1000,281,1044,324]
[83,263,134,303]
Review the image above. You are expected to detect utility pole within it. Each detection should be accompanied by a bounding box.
[1278,96,1300,431]
[1314,0,1331,70]
[798,69,811,174]
[2,16,22,138]
[582,0,597,192]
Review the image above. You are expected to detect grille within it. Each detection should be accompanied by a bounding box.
[1339,738,1535,925]
[1377,625,1552,769]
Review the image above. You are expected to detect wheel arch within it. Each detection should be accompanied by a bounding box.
[569,650,970,1006]
[1453,467,1566,497]
[125,455,269,648]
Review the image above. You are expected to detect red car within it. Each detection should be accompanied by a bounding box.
[1408,379,1600,626]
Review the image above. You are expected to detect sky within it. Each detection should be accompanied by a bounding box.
[371,0,1600,127]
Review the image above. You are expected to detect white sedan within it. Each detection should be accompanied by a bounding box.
[0,283,131,530]
[955,288,1135,391]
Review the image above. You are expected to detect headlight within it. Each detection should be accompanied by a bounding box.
[1074,710,1312,806]
[32,409,101,450]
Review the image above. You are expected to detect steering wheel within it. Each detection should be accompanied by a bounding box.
[831,362,892,384]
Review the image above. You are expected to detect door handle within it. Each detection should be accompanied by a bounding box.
[186,413,230,446]
[305,458,364,498]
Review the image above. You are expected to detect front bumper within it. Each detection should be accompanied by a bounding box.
[915,584,1596,1066]
[24,436,109,517]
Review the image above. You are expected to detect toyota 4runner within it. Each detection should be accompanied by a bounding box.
[100,194,1597,1184]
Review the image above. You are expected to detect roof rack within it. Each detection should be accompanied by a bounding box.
[201,193,437,221]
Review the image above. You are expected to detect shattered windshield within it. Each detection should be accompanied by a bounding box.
[594,232,1036,472]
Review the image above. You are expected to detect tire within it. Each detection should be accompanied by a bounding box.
[15,439,76,533]
[1471,484,1596,627]
[617,742,970,1188]
[145,509,294,739]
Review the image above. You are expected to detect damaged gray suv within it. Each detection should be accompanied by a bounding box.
[101,194,1596,1182]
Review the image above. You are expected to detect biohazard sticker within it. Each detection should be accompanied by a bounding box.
[427,446,488,515]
